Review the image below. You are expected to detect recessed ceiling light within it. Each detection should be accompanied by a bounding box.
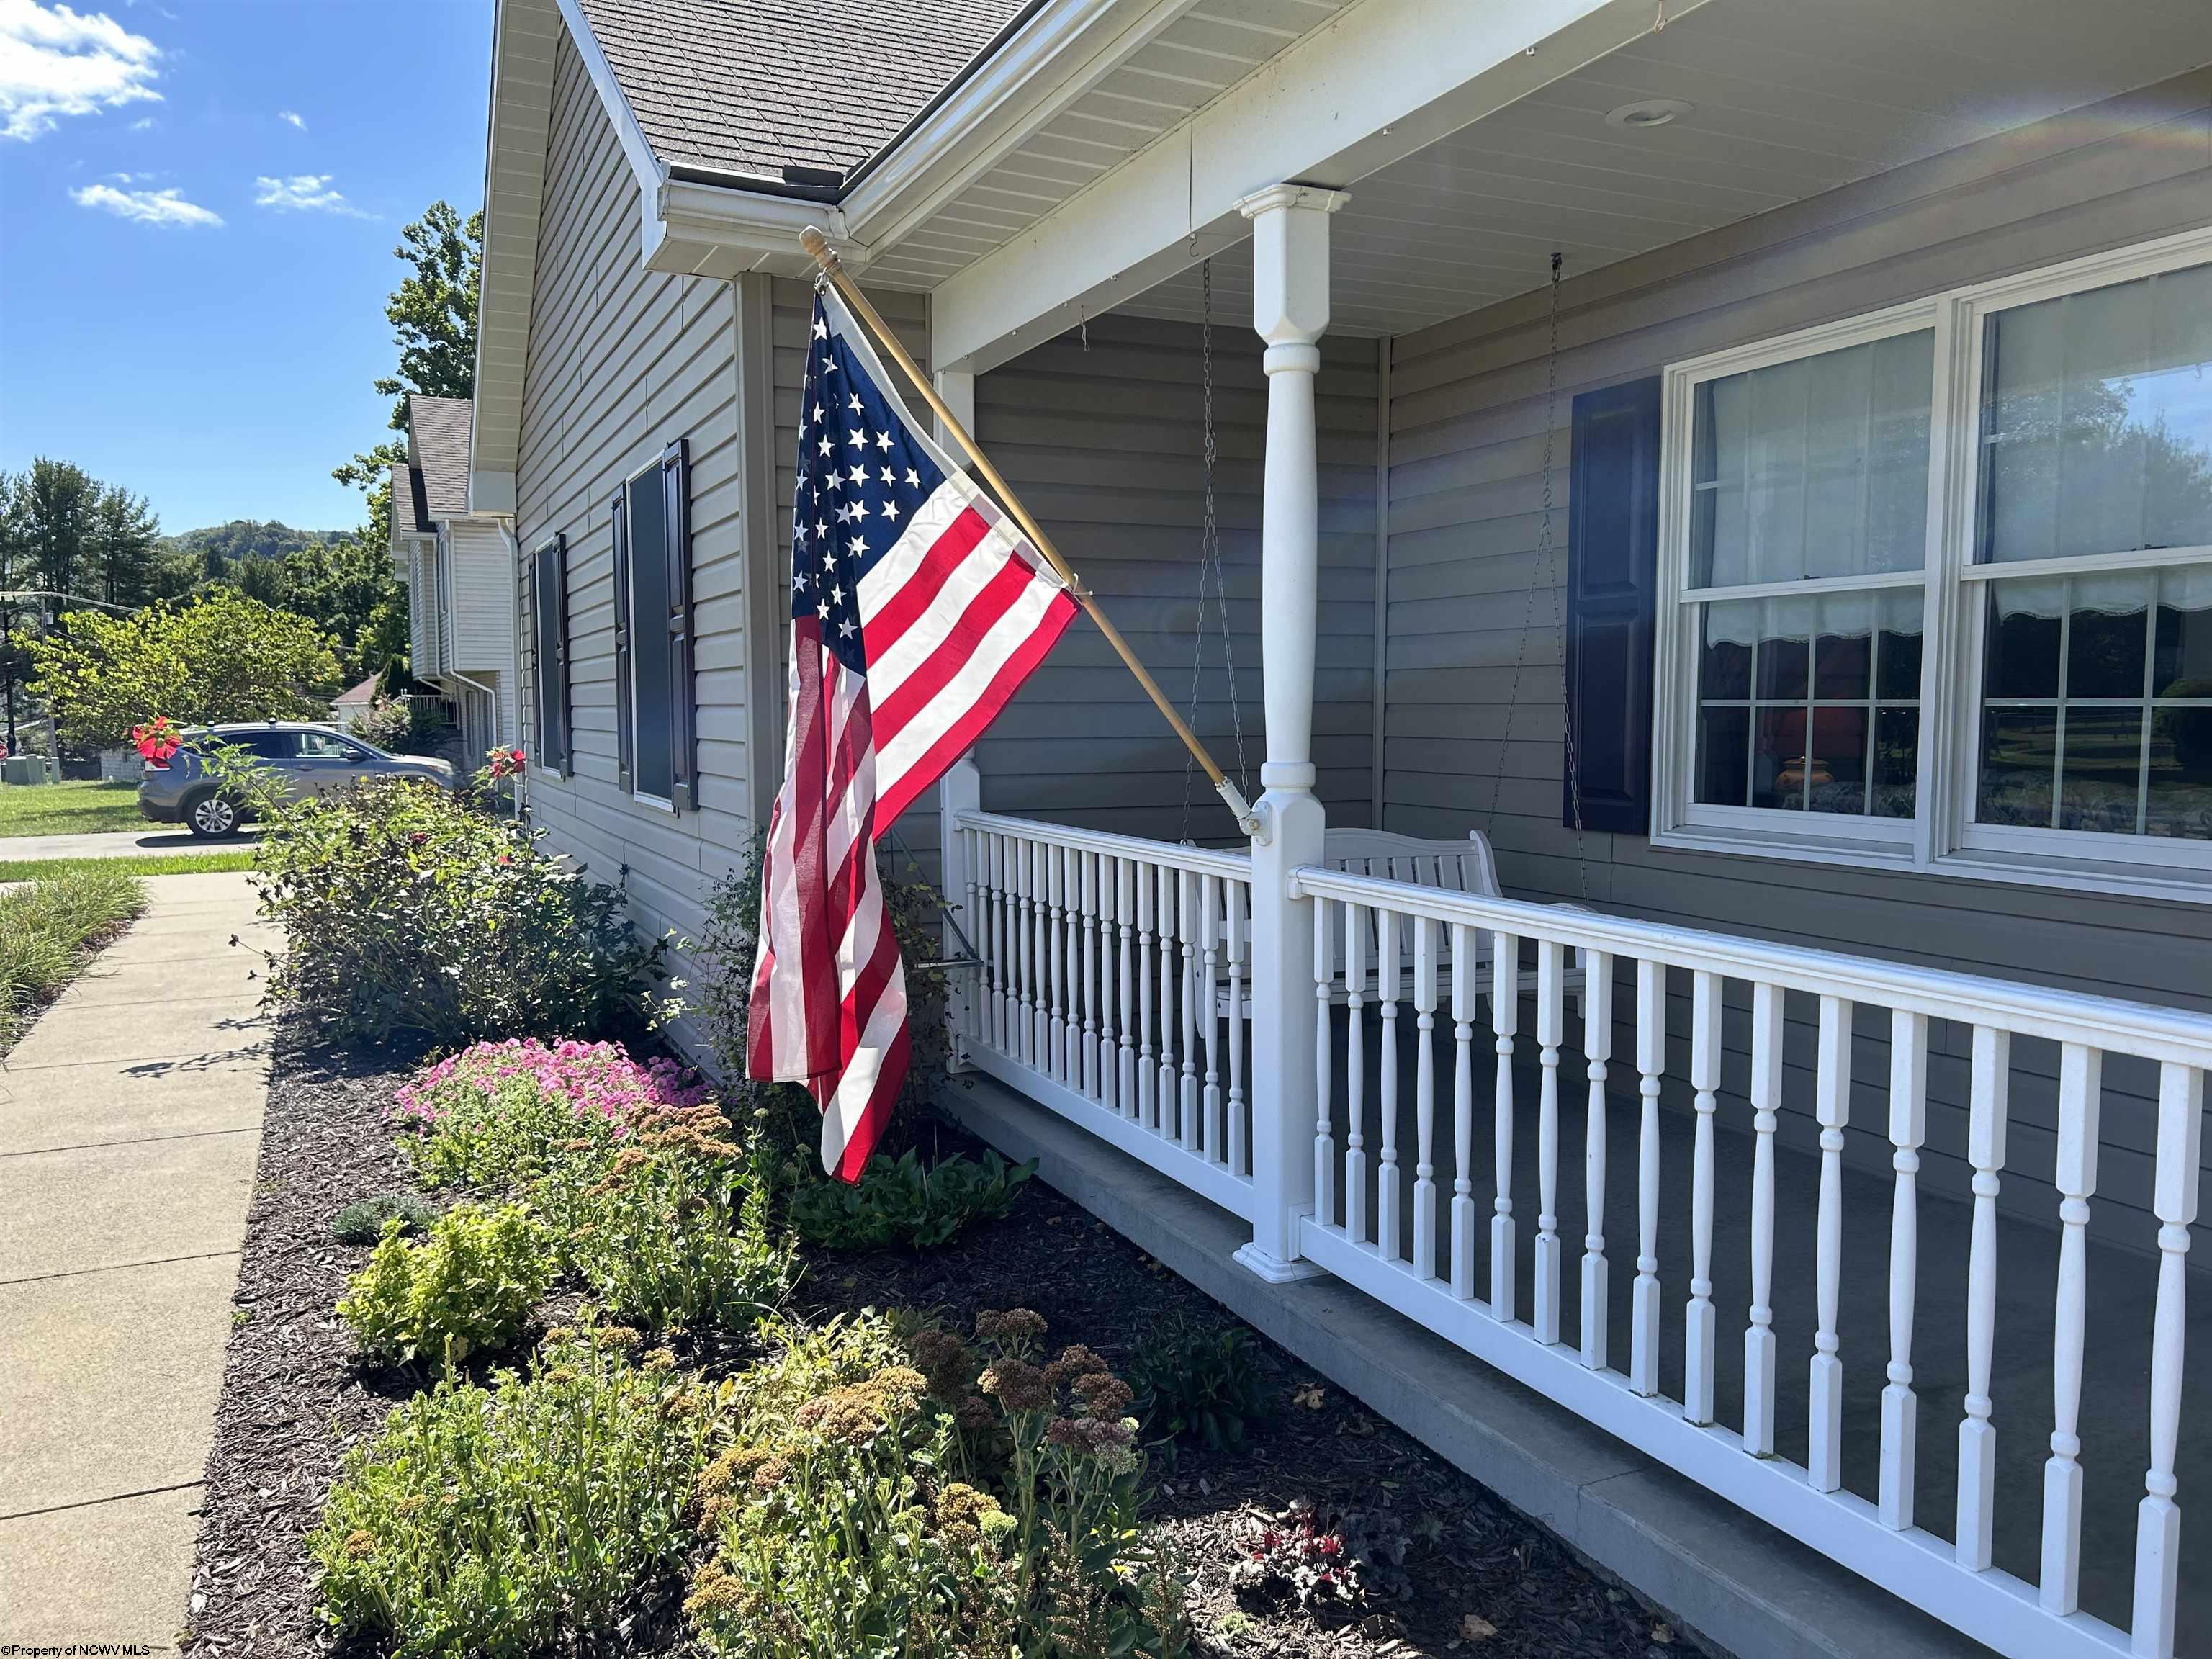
[1605,98,1693,130]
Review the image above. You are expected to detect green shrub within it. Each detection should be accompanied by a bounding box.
[687,1308,1187,1658]
[337,1203,553,1369]
[0,865,143,1049]
[349,694,416,751]
[246,775,670,1046]
[547,1107,792,1331]
[332,1192,438,1245]
[312,1327,716,1658]
[1127,1313,1272,1451]
[789,1148,1035,1251]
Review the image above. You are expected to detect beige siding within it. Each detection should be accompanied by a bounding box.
[513,30,754,1056]
[1382,69,2212,1249]
[972,312,1381,840]
[445,520,517,694]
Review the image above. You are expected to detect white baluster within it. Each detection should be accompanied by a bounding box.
[963,827,982,1053]
[1313,890,1336,1226]
[1744,981,1782,1457]
[2041,1042,2102,1614]
[1116,858,1137,1115]
[2133,1062,2202,1659]
[1202,873,1223,1162]
[1035,842,1053,1066]
[1228,881,1249,1177]
[1581,948,1614,1371]
[1097,857,1120,1111]
[1630,959,1664,1398]
[1535,938,1565,1347]
[1157,863,1179,1136]
[1015,840,1035,1067]
[1080,851,1100,1100]
[987,835,1007,1053]
[1047,846,1067,1082]
[1451,924,1477,1299]
[1413,915,1439,1281]
[1880,1010,1927,1530]
[1684,970,1720,1426]
[1137,860,1157,1131]
[1957,1025,2010,1571]
[1344,902,1368,1246]
[1179,869,1200,1150]
[1491,930,1519,1325]
[1809,995,1852,1492]
[1377,909,1403,1264]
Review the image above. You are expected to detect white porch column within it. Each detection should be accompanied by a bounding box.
[1233,182,1346,1283]
[935,369,981,1071]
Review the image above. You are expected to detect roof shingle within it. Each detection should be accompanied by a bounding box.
[407,395,475,521]
[574,0,1025,179]
[391,463,434,539]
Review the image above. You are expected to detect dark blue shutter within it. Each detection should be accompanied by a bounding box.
[610,485,634,792]
[662,438,696,811]
[532,534,570,776]
[1563,376,1662,835]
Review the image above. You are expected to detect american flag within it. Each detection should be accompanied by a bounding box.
[748,289,1079,1178]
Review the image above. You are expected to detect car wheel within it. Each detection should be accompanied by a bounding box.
[186,791,239,838]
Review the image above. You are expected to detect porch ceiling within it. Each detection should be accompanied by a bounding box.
[1108,0,2212,338]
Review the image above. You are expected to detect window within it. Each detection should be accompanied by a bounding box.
[610,440,693,809]
[1655,226,2212,899]
[532,534,570,776]
[297,732,367,760]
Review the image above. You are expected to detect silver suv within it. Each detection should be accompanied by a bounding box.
[139,721,458,837]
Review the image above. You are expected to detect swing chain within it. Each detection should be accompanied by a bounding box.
[1180,256,1250,843]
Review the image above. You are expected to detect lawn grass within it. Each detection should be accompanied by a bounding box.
[0,850,258,881]
[0,778,148,837]
[0,863,145,1050]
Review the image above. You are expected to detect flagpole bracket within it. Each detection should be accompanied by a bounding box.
[1219,778,1266,843]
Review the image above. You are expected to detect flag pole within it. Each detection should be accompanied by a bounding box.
[799,227,1259,837]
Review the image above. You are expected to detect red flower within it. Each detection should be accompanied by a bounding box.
[485,747,527,781]
[132,716,181,763]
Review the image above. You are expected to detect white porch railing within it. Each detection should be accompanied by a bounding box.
[940,800,2212,1659]
[950,808,1254,1222]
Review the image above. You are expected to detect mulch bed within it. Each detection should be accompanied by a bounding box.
[186,1026,1694,1659]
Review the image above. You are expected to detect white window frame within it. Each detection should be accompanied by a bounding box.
[1653,223,2212,904]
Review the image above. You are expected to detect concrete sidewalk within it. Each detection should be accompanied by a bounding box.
[0,872,272,1651]
[0,827,261,861]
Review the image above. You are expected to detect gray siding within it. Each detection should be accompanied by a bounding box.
[973,312,1381,841]
[1382,69,2212,1251]
[513,30,754,1057]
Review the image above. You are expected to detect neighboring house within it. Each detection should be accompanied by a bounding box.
[329,675,379,733]
[389,394,518,759]
[472,4,2212,1656]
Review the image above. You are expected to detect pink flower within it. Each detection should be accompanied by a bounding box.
[390,1037,711,1130]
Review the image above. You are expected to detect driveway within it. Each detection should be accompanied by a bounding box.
[0,828,261,861]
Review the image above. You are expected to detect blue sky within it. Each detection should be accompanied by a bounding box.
[0,0,492,535]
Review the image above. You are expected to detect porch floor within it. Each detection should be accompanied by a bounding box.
[953,1023,2212,1655]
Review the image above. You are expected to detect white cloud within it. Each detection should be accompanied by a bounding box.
[276,108,302,129]
[0,0,161,141]
[71,179,218,226]
[253,172,367,217]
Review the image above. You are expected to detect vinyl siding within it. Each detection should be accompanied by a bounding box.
[1381,68,2212,1252]
[513,30,753,1058]
[445,520,518,705]
[971,312,1381,840]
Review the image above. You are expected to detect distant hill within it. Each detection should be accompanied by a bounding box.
[161,520,348,564]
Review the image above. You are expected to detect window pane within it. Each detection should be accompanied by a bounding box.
[1699,601,1754,698]
[2148,703,2212,839]
[1752,706,1809,810]
[2065,573,2148,700]
[1696,706,1749,806]
[1979,259,2212,563]
[1755,598,1812,701]
[1807,705,1869,815]
[2154,564,2212,695]
[1984,580,2063,698]
[1876,587,1923,701]
[2058,708,2144,833]
[1872,706,1918,818]
[1979,709,2056,827]
[627,474,673,801]
[1689,331,1934,587]
[1813,591,1874,700]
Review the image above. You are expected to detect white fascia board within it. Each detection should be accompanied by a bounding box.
[839,0,1213,252]
[471,0,559,480]
[645,182,863,281]
[931,0,1710,374]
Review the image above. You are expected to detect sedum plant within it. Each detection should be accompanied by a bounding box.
[312,1326,716,1658]
[337,1202,553,1370]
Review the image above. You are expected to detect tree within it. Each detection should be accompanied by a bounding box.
[280,535,408,680]
[334,199,482,552]
[30,589,342,749]
[88,484,161,607]
[17,457,95,606]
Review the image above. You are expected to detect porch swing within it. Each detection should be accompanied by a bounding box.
[1177,250,1591,1011]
